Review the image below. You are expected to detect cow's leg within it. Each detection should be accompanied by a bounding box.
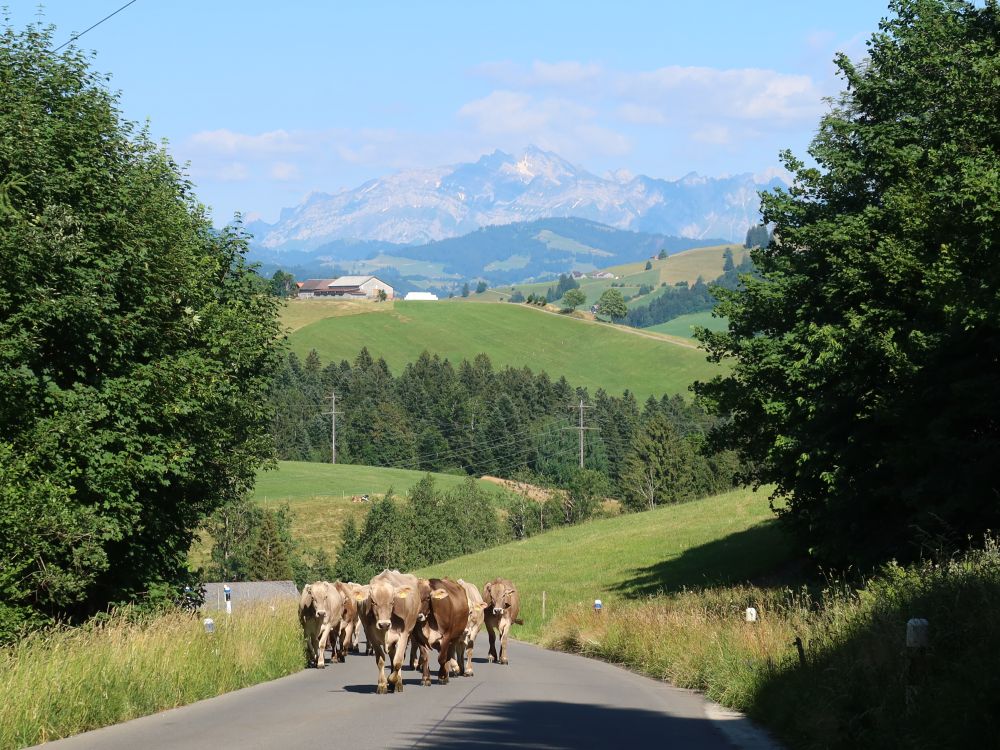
[317,623,332,669]
[305,630,317,668]
[436,637,451,684]
[499,618,511,665]
[408,635,420,670]
[452,636,466,676]
[351,618,361,653]
[374,642,388,694]
[389,633,407,693]
[485,620,498,663]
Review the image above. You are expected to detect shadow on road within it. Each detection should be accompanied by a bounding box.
[396,700,730,749]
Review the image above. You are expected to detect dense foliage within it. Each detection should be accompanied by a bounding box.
[696,0,1000,566]
[333,477,503,582]
[0,25,282,638]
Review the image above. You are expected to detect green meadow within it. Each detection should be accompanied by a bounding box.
[645,310,729,339]
[415,485,792,641]
[250,461,508,556]
[286,300,718,401]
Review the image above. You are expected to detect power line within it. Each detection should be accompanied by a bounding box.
[54,0,140,52]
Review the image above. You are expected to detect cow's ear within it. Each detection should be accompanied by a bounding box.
[507,589,516,595]
[431,588,448,600]
[304,583,312,593]
[396,587,411,599]
[354,592,366,602]
[477,602,488,609]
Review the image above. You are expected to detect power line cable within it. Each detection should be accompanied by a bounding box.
[54,0,140,52]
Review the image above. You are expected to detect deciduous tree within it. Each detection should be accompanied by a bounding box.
[695,0,1000,566]
[0,24,282,633]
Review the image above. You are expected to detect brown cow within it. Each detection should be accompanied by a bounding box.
[355,570,419,694]
[298,581,344,669]
[455,578,488,677]
[413,577,467,686]
[334,581,363,661]
[482,577,521,665]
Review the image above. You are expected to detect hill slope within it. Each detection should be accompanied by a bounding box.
[415,486,792,640]
[251,461,509,554]
[286,300,718,400]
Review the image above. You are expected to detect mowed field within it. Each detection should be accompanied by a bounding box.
[285,300,718,401]
[415,485,793,641]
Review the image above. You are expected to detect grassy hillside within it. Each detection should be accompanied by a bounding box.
[415,485,792,641]
[494,243,748,308]
[286,300,718,401]
[646,311,729,339]
[252,461,508,555]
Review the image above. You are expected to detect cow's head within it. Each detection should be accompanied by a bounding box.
[303,582,329,619]
[364,579,411,630]
[484,581,516,616]
[465,599,488,639]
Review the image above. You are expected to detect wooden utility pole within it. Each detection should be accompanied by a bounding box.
[323,392,342,464]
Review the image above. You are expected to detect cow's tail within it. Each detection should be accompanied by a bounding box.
[513,618,524,626]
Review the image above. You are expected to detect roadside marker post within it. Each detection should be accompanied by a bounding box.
[905,618,929,709]
[593,599,602,615]
[745,606,758,623]
[203,618,215,634]
[224,584,232,616]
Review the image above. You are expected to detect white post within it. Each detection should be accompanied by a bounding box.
[542,591,546,620]
[224,584,232,616]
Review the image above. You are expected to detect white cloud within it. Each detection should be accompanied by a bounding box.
[615,103,667,125]
[691,125,732,145]
[188,129,305,156]
[458,90,629,158]
[215,162,250,181]
[269,161,300,181]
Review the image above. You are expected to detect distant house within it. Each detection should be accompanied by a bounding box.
[298,276,394,299]
[404,291,438,301]
[571,270,585,279]
[201,581,299,612]
[590,271,615,279]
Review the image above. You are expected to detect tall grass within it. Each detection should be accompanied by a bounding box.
[544,539,1000,749]
[0,601,302,749]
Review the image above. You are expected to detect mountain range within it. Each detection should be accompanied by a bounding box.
[246,146,783,251]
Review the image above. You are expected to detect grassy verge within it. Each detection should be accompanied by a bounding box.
[415,485,794,641]
[0,601,302,748]
[543,539,1000,749]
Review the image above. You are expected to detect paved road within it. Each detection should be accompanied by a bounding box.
[37,640,776,749]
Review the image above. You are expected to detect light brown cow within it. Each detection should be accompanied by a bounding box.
[298,581,344,669]
[482,577,521,665]
[413,577,467,686]
[455,578,487,677]
[334,581,363,662]
[355,570,419,694]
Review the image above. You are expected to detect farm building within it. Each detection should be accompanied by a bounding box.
[298,276,394,299]
[403,291,438,301]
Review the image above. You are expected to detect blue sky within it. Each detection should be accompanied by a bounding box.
[9,1,892,223]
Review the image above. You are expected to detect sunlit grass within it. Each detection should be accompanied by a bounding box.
[0,602,302,748]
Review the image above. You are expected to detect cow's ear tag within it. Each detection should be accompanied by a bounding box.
[432,589,448,600]
[396,587,410,599]
[354,592,366,602]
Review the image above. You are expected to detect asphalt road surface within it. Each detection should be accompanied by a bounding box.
[37,640,777,749]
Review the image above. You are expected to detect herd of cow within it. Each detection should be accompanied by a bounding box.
[297,570,522,694]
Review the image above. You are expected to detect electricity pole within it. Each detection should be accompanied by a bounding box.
[323,392,342,464]
[564,398,595,468]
